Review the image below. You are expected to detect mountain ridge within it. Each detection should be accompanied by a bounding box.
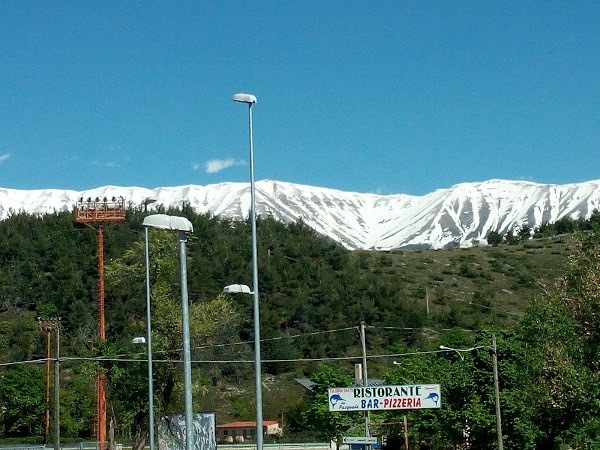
[1,178,599,250]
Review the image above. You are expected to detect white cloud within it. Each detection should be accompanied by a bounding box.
[92,160,120,168]
[192,163,201,171]
[204,158,245,174]
[0,153,12,164]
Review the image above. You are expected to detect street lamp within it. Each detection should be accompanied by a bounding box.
[142,213,194,450]
[142,197,157,450]
[223,284,253,295]
[232,92,264,450]
[438,335,503,450]
[221,282,263,444]
[438,345,467,361]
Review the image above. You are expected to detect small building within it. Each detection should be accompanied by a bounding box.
[216,420,282,443]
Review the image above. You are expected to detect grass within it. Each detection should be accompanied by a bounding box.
[349,235,573,325]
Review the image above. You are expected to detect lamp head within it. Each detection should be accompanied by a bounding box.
[143,214,193,233]
[232,93,257,104]
[223,284,253,294]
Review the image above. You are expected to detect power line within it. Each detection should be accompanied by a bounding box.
[3,347,455,367]
[0,324,499,367]
[370,325,477,333]
[0,358,48,367]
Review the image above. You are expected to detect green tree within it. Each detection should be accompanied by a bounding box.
[385,351,485,449]
[533,221,555,238]
[518,224,532,241]
[486,231,503,247]
[513,228,600,448]
[504,230,520,246]
[59,366,95,439]
[558,228,600,344]
[554,216,578,235]
[0,365,45,439]
[103,229,242,450]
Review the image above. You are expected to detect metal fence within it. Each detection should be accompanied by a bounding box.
[218,445,331,450]
[0,443,103,450]
[0,443,331,450]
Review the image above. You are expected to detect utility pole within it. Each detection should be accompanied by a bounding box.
[54,323,60,450]
[37,317,61,450]
[491,334,503,450]
[438,337,504,450]
[359,322,370,440]
[403,415,409,450]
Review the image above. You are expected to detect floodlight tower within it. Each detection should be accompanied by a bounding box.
[75,196,126,450]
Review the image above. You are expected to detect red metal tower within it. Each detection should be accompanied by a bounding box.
[75,196,126,449]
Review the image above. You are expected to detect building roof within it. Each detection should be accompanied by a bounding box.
[217,421,279,429]
[294,378,385,391]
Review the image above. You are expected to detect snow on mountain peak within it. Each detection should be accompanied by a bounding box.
[1,179,599,250]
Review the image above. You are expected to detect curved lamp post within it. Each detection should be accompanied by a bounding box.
[232,92,264,450]
[222,283,263,445]
[438,335,503,450]
[143,214,194,450]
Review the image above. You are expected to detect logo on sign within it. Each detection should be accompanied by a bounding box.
[330,393,346,408]
[425,392,439,405]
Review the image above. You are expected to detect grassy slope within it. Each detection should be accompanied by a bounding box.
[371,236,569,316]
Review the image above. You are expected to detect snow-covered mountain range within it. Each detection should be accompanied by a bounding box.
[1,179,599,250]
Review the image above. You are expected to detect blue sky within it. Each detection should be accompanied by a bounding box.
[0,1,599,195]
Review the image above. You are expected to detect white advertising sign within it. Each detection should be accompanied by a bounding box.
[342,437,378,444]
[328,384,441,411]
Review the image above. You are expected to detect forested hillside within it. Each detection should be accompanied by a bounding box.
[0,208,597,448]
[0,207,570,363]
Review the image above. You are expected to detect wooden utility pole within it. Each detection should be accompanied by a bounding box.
[37,318,61,448]
[492,334,503,450]
[403,415,409,449]
[54,323,60,450]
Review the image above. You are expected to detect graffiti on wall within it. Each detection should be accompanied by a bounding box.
[158,412,216,450]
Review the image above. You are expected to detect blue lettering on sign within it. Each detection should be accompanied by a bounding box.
[360,399,380,409]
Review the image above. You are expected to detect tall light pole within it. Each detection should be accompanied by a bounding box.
[438,335,504,450]
[142,198,157,450]
[75,197,126,449]
[143,214,194,450]
[232,92,264,450]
